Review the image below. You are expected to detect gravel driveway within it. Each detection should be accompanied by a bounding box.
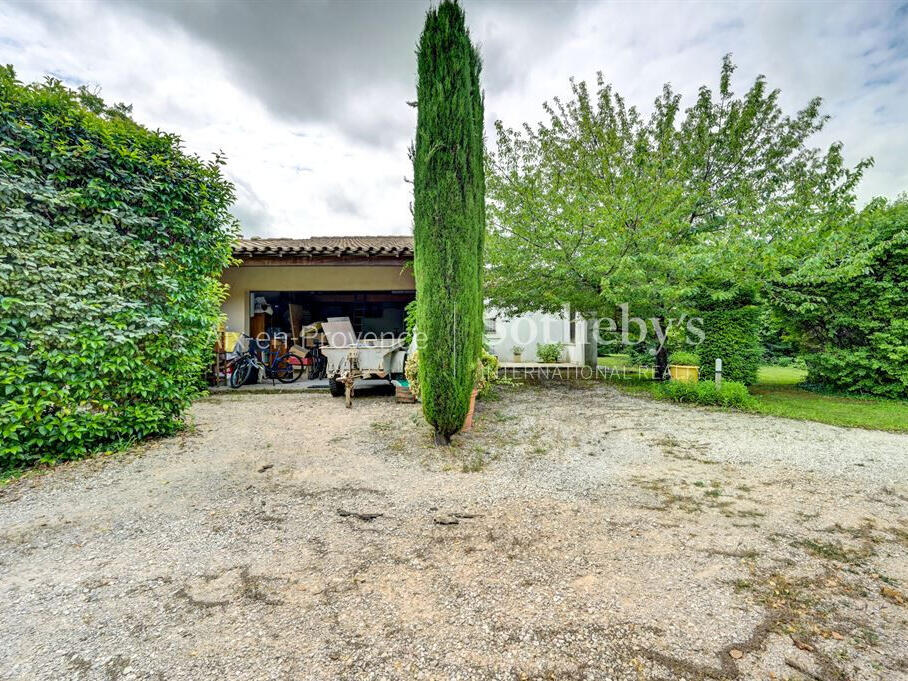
[2,383,906,681]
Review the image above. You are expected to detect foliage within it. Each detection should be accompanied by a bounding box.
[760,307,798,362]
[476,349,509,399]
[624,341,658,367]
[485,55,867,336]
[610,361,906,431]
[404,351,421,401]
[511,345,524,356]
[655,379,754,409]
[773,198,908,398]
[406,348,505,402]
[403,298,418,346]
[668,351,700,366]
[412,1,485,443]
[535,342,564,363]
[695,306,762,385]
[0,67,237,471]
[766,356,806,370]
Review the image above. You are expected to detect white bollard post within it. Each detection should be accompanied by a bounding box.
[715,358,722,388]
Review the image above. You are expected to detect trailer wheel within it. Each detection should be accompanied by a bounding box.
[328,377,345,397]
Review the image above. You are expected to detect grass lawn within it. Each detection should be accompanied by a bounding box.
[597,354,653,379]
[752,364,908,432]
[598,354,631,368]
[599,355,908,432]
[756,365,808,385]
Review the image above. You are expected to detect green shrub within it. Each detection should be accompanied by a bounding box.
[0,68,236,471]
[403,298,418,346]
[608,333,652,366]
[760,306,798,363]
[696,306,762,385]
[404,351,421,401]
[656,380,753,408]
[536,342,564,363]
[477,349,507,399]
[412,2,485,443]
[668,351,700,366]
[715,381,754,407]
[777,199,908,399]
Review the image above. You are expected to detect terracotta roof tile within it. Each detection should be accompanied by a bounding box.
[234,235,413,258]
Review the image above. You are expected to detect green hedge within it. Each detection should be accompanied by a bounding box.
[0,68,236,471]
[782,199,908,398]
[696,306,762,385]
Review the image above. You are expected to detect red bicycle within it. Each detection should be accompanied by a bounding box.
[229,334,303,388]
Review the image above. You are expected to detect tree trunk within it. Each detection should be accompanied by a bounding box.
[655,329,670,381]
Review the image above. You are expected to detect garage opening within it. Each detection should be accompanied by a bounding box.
[249,290,415,342]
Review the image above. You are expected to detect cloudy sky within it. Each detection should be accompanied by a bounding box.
[3,1,906,237]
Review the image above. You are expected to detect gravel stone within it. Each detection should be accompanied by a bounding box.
[1,383,906,680]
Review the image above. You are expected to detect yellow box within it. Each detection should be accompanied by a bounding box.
[669,365,699,382]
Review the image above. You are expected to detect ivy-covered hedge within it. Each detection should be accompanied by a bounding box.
[779,199,908,398]
[0,68,237,471]
[696,306,762,385]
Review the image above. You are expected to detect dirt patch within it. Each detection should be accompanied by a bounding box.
[1,384,906,680]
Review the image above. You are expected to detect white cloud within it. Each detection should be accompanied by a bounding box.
[475,1,908,203]
[1,0,905,238]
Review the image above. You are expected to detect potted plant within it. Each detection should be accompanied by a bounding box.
[536,342,564,363]
[512,345,524,362]
[668,351,700,382]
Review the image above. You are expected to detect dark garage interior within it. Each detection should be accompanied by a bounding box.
[250,290,415,342]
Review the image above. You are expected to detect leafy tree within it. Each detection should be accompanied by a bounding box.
[773,198,908,398]
[0,67,237,471]
[412,1,485,444]
[486,57,868,377]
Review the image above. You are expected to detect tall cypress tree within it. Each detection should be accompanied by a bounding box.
[413,1,485,445]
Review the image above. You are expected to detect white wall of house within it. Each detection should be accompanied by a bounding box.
[484,305,588,365]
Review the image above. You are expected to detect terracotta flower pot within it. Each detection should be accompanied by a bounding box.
[462,387,479,431]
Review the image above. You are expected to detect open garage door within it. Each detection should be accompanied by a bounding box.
[249,290,414,342]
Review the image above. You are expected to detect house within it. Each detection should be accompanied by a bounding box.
[221,235,590,365]
[485,307,591,365]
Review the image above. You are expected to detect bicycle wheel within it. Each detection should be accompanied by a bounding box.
[230,358,252,388]
[274,353,304,383]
